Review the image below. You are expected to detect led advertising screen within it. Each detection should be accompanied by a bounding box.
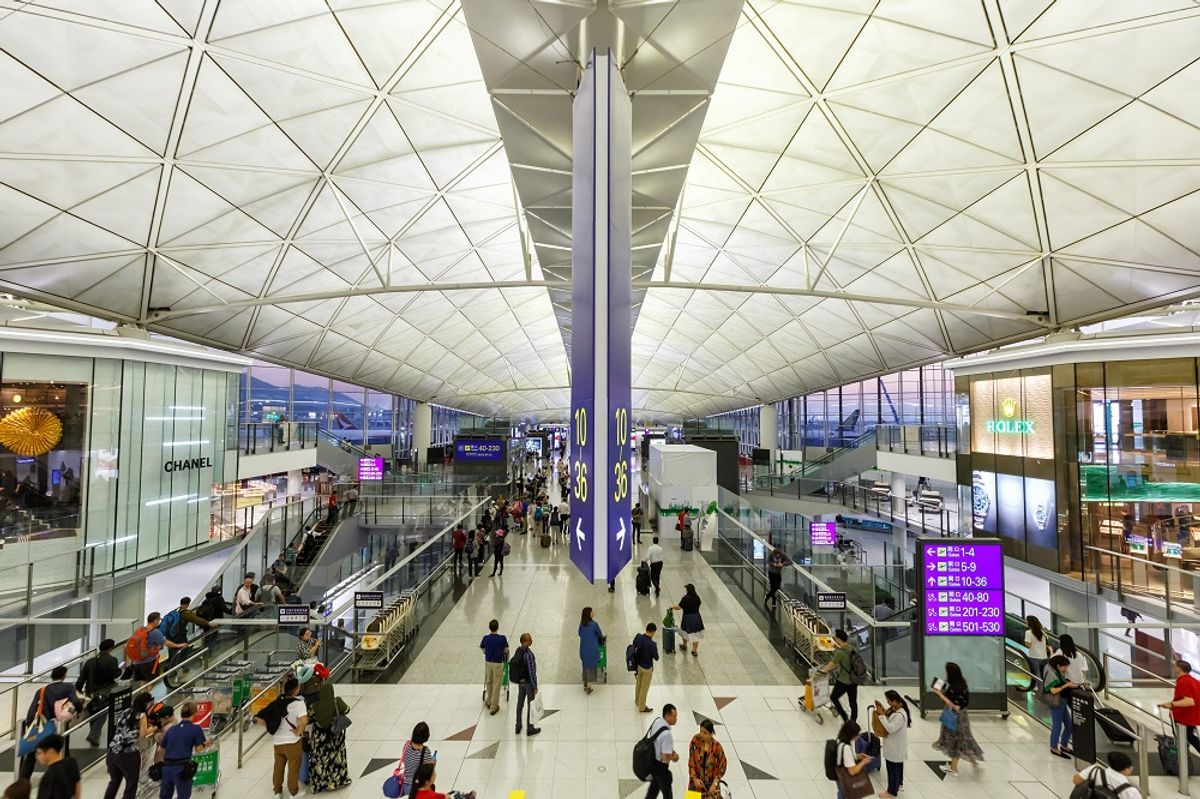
[357,457,384,481]
[455,439,505,462]
[810,520,837,547]
[921,540,1004,636]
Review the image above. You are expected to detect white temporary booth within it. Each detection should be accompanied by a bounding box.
[647,442,718,551]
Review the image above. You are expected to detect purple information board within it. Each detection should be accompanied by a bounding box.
[921,540,1004,636]
[810,521,837,547]
[357,457,384,481]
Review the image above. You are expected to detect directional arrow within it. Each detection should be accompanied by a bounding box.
[576,517,585,550]
[617,518,626,550]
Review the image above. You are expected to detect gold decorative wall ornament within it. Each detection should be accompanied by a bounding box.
[0,407,63,455]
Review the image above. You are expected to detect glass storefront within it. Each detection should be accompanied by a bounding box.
[0,349,240,582]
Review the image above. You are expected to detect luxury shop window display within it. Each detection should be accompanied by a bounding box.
[1073,359,1200,574]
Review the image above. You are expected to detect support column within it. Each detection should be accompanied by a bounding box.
[414,402,432,470]
[568,51,633,585]
[286,469,302,497]
[759,404,778,465]
[891,471,907,514]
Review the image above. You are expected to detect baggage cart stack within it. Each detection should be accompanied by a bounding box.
[356,589,419,672]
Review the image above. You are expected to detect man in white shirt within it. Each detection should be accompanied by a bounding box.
[263,677,307,799]
[1073,751,1143,799]
[645,704,678,799]
[234,574,259,616]
[646,537,665,596]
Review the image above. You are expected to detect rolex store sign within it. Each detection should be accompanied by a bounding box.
[971,374,1053,459]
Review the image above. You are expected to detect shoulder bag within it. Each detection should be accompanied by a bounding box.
[17,689,57,756]
[939,706,959,731]
[836,745,874,799]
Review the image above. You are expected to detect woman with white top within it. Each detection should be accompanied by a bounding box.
[874,690,910,798]
[833,720,875,799]
[1024,616,1049,684]
[1053,633,1089,687]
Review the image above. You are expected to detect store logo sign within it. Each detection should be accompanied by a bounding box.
[164,456,212,473]
[986,398,1034,434]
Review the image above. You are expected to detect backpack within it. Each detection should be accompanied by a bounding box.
[534,506,544,521]
[848,648,869,685]
[625,636,641,673]
[508,649,528,684]
[1070,767,1134,799]
[823,739,840,781]
[124,626,161,664]
[161,609,183,642]
[254,696,295,735]
[632,722,670,781]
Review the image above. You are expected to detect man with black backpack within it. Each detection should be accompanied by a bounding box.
[254,677,307,799]
[77,638,121,747]
[816,629,866,723]
[632,704,678,799]
[509,633,540,736]
[160,598,217,680]
[1072,750,1142,798]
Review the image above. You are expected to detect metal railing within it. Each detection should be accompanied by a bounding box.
[1085,544,1200,621]
[240,421,317,455]
[874,424,956,459]
[317,428,373,460]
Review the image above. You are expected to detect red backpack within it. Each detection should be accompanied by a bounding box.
[124,626,161,664]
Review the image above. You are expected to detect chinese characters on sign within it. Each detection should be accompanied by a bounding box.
[455,440,505,462]
[921,540,1004,636]
[357,457,384,481]
[810,521,837,547]
[277,605,310,627]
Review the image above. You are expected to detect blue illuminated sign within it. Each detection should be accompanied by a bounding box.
[455,439,504,462]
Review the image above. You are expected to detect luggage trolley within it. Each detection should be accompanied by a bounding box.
[190,746,220,798]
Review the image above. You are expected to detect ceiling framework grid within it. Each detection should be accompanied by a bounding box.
[0,0,1198,418]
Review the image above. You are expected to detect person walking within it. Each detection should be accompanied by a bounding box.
[511,633,540,736]
[874,690,910,798]
[644,704,679,799]
[480,620,509,716]
[578,607,605,694]
[157,702,210,799]
[1159,659,1200,756]
[344,485,359,517]
[632,623,660,712]
[817,629,859,723]
[1053,633,1089,688]
[671,584,704,658]
[395,723,435,796]
[452,523,467,571]
[549,505,562,544]
[490,528,507,577]
[632,502,644,542]
[1024,616,1049,684]
[260,677,307,799]
[306,680,351,792]
[326,491,339,525]
[686,718,726,797]
[763,547,789,609]
[32,735,79,799]
[832,720,875,799]
[161,597,218,676]
[78,639,121,747]
[234,575,260,617]
[1044,654,1078,758]
[647,537,665,596]
[931,661,984,776]
[101,691,152,799]
[1073,751,1144,799]
[473,526,488,575]
[19,666,82,780]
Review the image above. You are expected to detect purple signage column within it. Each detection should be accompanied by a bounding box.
[569,51,633,584]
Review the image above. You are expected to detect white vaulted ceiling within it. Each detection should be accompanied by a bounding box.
[1,1,1200,418]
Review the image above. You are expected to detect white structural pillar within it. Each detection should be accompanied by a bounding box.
[759,404,778,465]
[890,471,907,514]
[414,402,432,468]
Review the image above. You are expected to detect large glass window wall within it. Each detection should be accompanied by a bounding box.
[239,361,469,454]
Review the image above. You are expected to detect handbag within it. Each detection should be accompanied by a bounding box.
[837,766,874,799]
[939,706,959,731]
[18,689,57,757]
[870,708,888,738]
[331,713,352,734]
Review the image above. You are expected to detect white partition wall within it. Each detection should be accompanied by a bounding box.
[647,442,718,551]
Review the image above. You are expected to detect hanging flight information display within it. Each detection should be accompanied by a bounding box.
[920,540,1004,636]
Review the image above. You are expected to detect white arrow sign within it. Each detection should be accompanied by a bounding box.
[575,517,585,550]
[616,517,626,550]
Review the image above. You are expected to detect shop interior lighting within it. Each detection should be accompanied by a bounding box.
[144,493,198,506]
[162,440,209,447]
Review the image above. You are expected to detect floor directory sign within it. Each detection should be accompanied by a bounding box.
[569,50,633,584]
[920,540,1004,635]
[810,521,837,547]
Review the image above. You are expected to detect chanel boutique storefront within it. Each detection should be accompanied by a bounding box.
[0,326,244,583]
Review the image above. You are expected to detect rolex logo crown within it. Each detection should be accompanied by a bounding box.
[1000,398,1018,418]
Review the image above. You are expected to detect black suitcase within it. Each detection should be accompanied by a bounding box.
[663,626,676,654]
[1096,707,1137,744]
[681,532,694,552]
[1159,730,1180,775]
[636,562,651,595]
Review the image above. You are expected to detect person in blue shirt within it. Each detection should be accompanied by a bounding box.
[131,612,185,688]
[578,607,605,695]
[633,624,660,713]
[18,666,82,780]
[479,620,509,716]
[157,702,210,799]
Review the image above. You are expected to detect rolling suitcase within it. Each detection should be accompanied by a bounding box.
[636,562,651,595]
[1094,691,1136,745]
[855,730,882,772]
[681,531,694,552]
[540,533,551,548]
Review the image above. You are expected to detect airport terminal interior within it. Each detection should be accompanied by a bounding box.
[2,1,1200,798]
